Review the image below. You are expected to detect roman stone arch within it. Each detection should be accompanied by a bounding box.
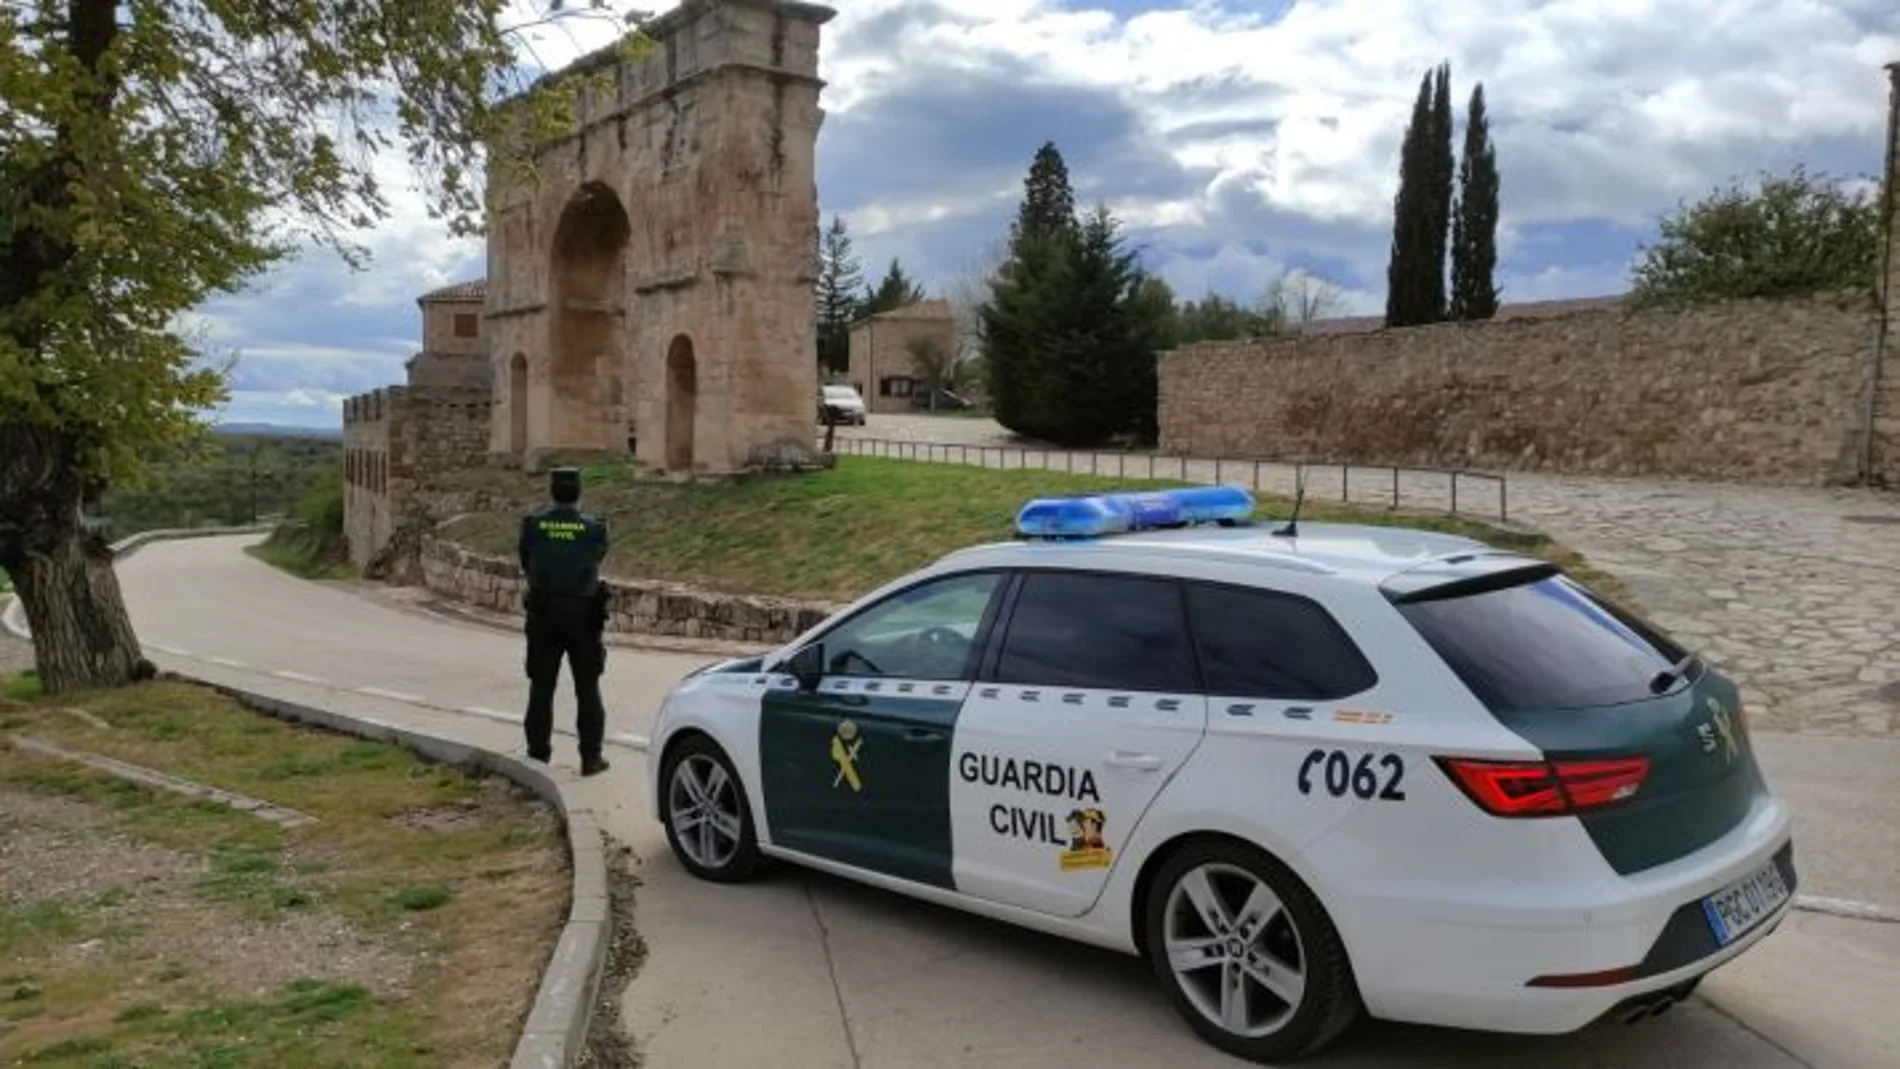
[664,334,698,472]
[481,0,836,473]
[547,181,630,453]
[508,352,529,457]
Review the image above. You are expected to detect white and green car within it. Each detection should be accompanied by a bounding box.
[646,487,1795,1063]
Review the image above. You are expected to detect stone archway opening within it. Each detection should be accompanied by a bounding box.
[665,334,697,473]
[549,181,631,448]
[508,352,529,457]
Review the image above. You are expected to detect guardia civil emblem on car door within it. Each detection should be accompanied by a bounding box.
[831,720,864,791]
[1695,696,1740,764]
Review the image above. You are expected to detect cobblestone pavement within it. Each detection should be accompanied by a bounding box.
[839,415,1900,737]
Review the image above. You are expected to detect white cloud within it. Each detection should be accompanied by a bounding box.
[192,0,1900,421]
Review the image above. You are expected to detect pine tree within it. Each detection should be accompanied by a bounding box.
[1450,83,1501,320]
[1385,72,1435,327]
[981,202,1168,446]
[1008,141,1079,261]
[1425,62,1455,322]
[862,258,926,317]
[814,215,864,373]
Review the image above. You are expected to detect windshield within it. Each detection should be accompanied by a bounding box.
[1396,573,1691,712]
[823,386,856,399]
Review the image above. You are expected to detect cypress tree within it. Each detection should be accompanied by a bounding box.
[1426,62,1455,322]
[1451,83,1501,319]
[1384,72,1434,327]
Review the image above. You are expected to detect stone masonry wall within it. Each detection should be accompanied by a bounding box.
[342,386,494,572]
[1158,292,1880,486]
[418,535,836,645]
[1876,61,1900,487]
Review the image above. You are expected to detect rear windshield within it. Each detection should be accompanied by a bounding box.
[1395,573,1691,712]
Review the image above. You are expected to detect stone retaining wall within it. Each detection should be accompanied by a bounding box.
[419,536,837,646]
[1158,291,1885,486]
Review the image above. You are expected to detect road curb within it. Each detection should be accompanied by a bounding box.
[7,523,615,1067]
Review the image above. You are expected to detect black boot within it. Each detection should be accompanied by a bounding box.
[580,755,611,777]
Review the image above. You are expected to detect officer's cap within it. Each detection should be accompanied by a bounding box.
[549,467,582,498]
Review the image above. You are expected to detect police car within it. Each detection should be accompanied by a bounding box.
[645,486,1795,1062]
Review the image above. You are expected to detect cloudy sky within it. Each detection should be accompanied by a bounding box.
[200,0,1900,428]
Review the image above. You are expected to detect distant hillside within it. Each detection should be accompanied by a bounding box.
[214,422,341,440]
[98,433,343,537]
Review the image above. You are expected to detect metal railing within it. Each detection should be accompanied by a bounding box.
[830,437,1509,523]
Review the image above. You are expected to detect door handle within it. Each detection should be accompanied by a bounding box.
[902,727,943,742]
[1106,751,1164,771]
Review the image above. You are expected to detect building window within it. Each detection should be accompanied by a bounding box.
[880,376,916,398]
[453,312,479,338]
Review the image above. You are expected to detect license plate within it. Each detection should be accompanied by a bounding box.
[1701,858,1791,946]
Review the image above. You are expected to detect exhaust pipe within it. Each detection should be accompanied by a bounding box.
[1618,993,1678,1024]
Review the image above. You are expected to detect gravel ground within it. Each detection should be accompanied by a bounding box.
[0,785,417,1001]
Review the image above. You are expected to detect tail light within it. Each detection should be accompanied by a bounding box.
[1437,757,1651,817]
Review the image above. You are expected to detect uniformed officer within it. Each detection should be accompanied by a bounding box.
[517,467,612,775]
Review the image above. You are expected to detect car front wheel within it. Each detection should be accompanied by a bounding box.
[660,735,766,882]
[1144,839,1362,1063]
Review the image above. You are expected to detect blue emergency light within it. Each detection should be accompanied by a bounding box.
[1014,485,1256,539]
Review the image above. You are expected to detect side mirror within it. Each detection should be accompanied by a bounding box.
[785,644,825,693]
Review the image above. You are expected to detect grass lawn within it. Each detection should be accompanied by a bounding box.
[438,455,1623,604]
[0,677,566,1069]
[247,524,356,582]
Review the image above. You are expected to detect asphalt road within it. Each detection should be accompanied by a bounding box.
[88,535,1900,1068]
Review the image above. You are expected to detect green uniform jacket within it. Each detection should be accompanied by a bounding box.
[517,504,610,603]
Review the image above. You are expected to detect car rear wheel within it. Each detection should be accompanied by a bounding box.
[661,735,765,882]
[1144,839,1361,1063]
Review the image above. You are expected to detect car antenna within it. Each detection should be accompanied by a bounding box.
[1271,466,1306,538]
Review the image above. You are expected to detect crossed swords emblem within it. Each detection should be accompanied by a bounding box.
[831,720,864,791]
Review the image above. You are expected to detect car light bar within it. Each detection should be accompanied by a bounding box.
[1014,485,1255,538]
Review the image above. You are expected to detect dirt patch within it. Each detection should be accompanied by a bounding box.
[393,800,492,834]
[1,788,415,1002]
[99,897,418,1001]
[0,791,191,904]
[580,836,648,1069]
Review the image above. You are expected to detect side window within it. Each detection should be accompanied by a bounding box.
[994,572,1196,693]
[816,571,1003,681]
[1185,582,1377,700]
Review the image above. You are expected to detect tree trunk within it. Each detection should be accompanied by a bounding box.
[0,423,150,694]
[12,525,148,693]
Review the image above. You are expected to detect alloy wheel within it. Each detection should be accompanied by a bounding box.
[1162,861,1309,1038]
[667,753,744,870]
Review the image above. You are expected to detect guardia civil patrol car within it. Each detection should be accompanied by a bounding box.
[646,486,1795,1062]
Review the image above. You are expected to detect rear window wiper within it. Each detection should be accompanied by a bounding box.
[1648,653,1697,694]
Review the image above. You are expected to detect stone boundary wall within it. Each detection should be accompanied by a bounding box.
[419,535,837,646]
[1158,292,1887,486]
[342,386,494,572]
